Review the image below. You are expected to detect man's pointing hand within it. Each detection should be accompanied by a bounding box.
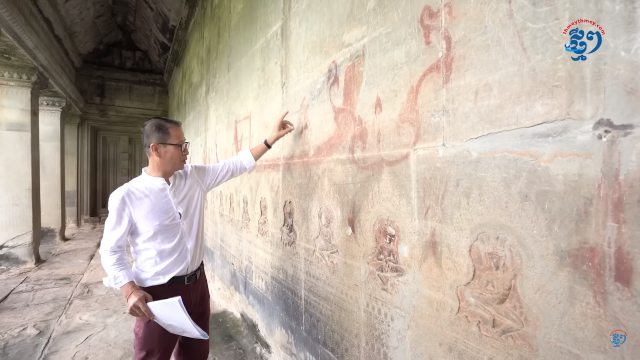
[267,111,294,145]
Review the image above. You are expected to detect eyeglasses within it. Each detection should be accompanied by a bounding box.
[155,142,190,153]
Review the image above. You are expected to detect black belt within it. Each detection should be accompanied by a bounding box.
[167,262,204,285]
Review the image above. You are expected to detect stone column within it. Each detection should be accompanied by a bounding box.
[39,95,66,242]
[64,113,80,228]
[0,69,44,265]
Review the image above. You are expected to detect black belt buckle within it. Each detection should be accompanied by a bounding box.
[169,262,204,285]
[184,263,204,285]
[184,268,200,285]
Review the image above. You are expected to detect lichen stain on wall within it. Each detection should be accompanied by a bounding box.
[168,0,640,359]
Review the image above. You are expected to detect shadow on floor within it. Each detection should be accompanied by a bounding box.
[208,311,271,360]
[0,232,58,276]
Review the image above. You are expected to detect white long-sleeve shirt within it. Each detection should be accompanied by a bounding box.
[99,150,256,289]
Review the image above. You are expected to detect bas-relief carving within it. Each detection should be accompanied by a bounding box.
[280,200,297,249]
[257,197,269,238]
[363,294,410,360]
[368,218,406,294]
[312,205,339,268]
[241,195,250,231]
[218,191,224,215]
[456,232,535,351]
[229,193,235,219]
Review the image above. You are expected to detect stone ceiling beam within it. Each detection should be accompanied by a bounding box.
[0,0,85,112]
[35,0,83,68]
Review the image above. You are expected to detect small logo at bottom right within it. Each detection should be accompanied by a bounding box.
[610,330,627,347]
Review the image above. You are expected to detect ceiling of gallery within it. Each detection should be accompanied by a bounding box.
[37,0,186,74]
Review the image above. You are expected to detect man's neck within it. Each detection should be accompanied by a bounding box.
[146,164,174,185]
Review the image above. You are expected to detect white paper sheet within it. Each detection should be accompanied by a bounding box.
[146,296,209,339]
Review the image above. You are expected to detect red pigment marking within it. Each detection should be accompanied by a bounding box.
[569,245,605,307]
[347,217,355,233]
[376,129,381,145]
[424,204,431,219]
[374,95,383,115]
[419,6,439,46]
[606,144,632,289]
[300,123,309,135]
[614,246,633,288]
[348,200,358,242]
[257,60,362,171]
[428,227,437,259]
[233,114,252,154]
[257,3,454,172]
[569,139,632,308]
[349,2,453,170]
[419,2,453,46]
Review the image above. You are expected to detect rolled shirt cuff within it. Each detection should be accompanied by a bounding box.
[238,149,257,172]
[102,269,136,289]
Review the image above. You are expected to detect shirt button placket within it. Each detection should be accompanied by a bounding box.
[168,185,191,273]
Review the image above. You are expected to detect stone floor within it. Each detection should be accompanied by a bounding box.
[0,227,272,360]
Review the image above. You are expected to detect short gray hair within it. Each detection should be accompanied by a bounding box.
[141,117,182,156]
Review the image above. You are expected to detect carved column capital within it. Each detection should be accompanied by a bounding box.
[39,95,66,110]
[0,66,39,88]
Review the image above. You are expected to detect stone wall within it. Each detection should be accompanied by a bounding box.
[168,0,640,358]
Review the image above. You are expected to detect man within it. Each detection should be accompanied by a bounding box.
[99,112,294,359]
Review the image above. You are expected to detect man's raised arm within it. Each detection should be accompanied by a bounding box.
[193,111,294,192]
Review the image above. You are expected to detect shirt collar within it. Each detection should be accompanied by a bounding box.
[141,167,173,186]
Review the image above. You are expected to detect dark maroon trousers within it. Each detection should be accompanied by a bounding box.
[134,271,210,360]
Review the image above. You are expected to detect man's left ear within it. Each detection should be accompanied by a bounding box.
[149,143,160,157]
